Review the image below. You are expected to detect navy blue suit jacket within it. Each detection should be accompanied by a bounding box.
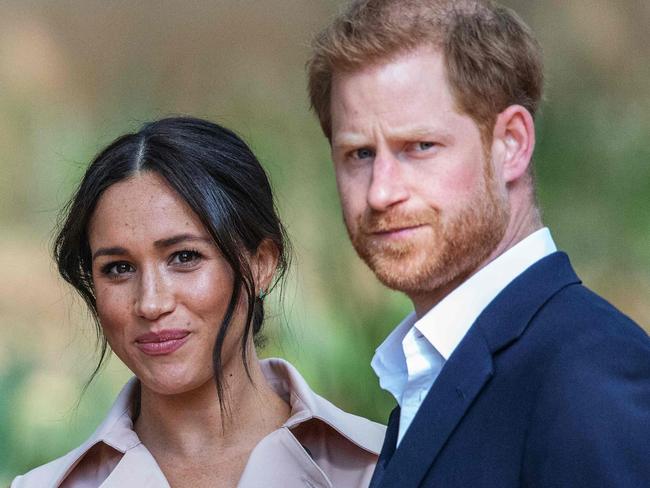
[370,252,650,487]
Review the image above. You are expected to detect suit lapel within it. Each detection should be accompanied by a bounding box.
[375,252,581,488]
[369,406,400,488]
[477,252,580,354]
[377,331,494,488]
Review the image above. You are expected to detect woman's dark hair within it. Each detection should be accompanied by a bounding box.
[54,116,290,412]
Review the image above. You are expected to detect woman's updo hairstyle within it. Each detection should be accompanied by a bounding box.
[54,117,290,407]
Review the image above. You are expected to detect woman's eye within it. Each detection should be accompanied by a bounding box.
[102,262,134,276]
[170,250,202,266]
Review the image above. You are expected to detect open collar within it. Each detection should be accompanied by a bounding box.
[261,357,384,455]
[370,228,556,409]
[415,228,557,359]
[373,252,581,488]
[19,359,382,488]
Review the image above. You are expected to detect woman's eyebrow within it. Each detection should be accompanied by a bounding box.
[153,234,212,249]
[92,246,127,260]
[92,235,213,261]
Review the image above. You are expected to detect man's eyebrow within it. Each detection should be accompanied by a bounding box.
[332,126,446,150]
[332,132,369,150]
[400,127,444,139]
[153,234,213,249]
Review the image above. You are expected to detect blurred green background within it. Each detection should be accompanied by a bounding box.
[1,0,648,482]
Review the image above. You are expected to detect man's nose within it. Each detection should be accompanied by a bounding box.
[134,268,175,321]
[367,151,410,211]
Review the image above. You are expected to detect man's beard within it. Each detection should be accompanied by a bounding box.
[345,161,510,296]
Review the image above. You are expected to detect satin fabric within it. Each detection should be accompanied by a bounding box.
[13,358,385,488]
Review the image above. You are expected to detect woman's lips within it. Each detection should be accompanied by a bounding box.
[135,329,190,356]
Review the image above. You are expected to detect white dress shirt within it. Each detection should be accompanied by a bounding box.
[371,228,557,445]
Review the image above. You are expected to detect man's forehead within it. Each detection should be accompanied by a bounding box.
[329,50,451,111]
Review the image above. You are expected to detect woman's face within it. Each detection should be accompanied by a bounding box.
[88,171,239,395]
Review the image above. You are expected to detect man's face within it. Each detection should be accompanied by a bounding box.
[329,46,510,300]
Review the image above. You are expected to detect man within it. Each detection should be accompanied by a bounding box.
[307,1,650,486]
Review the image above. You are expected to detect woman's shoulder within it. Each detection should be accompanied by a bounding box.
[11,378,141,488]
[11,445,89,488]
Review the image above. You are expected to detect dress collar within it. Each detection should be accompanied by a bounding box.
[261,357,384,455]
[36,358,383,487]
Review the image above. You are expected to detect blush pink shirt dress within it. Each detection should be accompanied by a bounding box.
[12,358,385,488]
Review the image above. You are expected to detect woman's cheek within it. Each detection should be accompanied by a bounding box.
[96,285,131,344]
[181,266,233,318]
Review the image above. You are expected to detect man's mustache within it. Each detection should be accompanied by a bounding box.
[357,208,439,234]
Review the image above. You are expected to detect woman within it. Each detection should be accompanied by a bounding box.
[12,117,384,487]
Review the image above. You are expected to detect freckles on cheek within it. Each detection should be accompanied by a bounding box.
[188,271,233,317]
[95,287,129,330]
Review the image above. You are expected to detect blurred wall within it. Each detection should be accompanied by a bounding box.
[1,0,648,481]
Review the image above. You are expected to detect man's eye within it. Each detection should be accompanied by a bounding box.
[407,141,437,152]
[352,148,375,160]
[171,250,202,265]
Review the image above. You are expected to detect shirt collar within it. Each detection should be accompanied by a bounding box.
[370,312,416,400]
[59,377,142,456]
[87,359,383,456]
[96,378,142,452]
[417,227,557,359]
[372,228,556,380]
[261,357,384,455]
[45,359,383,485]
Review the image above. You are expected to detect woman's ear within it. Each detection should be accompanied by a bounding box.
[492,105,536,184]
[252,238,280,295]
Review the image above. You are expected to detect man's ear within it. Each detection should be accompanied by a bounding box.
[492,105,536,184]
[252,238,280,296]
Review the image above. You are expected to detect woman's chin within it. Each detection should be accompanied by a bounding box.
[137,370,214,397]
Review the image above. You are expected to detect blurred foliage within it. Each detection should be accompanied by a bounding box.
[1,0,649,483]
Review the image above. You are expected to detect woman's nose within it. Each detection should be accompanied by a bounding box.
[134,268,175,320]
